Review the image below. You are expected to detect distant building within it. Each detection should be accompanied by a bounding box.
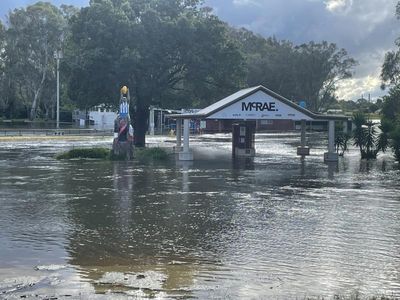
[89,105,117,130]
[73,104,117,129]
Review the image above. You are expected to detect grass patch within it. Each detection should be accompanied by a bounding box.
[56,146,169,162]
[135,147,169,162]
[56,147,110,160]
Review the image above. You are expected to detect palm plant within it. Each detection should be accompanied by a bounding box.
[390,126,400,162]
[363,121,378,159]
[377,118,393,153]
[335,132,351,156]
[352,112,381,159]
[352,112,367,155]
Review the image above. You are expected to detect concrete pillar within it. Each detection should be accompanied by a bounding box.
[175,119,182,153]
[160,111,163,135]
[183,119,189,152]
[343,120,348,134]
[179,119,193,161]
[328,120,335,153]
[149,108,155,135]
[297,119,310,157]
[176,119,182,147]
[324,120,338,162]
[301,119,306,147]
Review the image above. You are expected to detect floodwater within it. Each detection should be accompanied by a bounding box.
[0,133,399,299]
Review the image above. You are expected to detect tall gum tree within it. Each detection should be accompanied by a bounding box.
[5,2,66,120]
[232,29,357,112]
[67,0,246,147]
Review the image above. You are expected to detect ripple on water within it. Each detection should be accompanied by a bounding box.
[1,133,400,298]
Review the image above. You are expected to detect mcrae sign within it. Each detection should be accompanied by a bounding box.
[242,102,277,112]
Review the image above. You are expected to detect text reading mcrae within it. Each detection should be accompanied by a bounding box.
[242,102,277,112]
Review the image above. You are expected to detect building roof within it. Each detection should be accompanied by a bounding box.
[170,85,348,121]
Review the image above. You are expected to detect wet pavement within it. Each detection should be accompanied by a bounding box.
[0,133,399,299]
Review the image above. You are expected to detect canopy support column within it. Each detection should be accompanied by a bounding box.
[297,119,310,157]
[149,107,155,135]
[174,119,182,153]
[343,119,348,134]
[324,120,338,162]
[179,119,193,161]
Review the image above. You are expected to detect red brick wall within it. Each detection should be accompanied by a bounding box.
[202,119,295,133]
[256,119,295,131]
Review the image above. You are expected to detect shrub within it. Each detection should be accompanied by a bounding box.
[56,147,170,162]
[352,112,383,160]
[390,126,400,162]
[134,147,169,162]
[56,148,110,160]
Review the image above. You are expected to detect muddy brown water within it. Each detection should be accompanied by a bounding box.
[0,133,399,299]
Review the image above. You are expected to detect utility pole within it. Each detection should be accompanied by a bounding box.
[54,50,63,129]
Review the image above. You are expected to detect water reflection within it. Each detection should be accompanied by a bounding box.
[327,162,338,179]
[1,133,400,298]
[64,159,237,297]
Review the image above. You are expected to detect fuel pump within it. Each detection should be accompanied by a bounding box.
[232,121,256,157]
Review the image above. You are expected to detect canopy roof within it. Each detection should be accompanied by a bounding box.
[170,85,348,121]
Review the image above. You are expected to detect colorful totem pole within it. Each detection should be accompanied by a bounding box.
[113,86,134,159]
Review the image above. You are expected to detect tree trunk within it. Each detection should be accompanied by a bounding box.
[134,105,149,148]
[30,90,40,120]
[30,44,49,120]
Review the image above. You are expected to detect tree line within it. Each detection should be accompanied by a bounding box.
[377,0,400,162]
[0,0,357,146]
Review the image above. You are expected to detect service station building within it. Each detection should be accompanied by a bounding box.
[170,85,348,162]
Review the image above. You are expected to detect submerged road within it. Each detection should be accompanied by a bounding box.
[0,133,399,299]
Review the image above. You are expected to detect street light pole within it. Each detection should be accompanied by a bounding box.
[55,50,63,129]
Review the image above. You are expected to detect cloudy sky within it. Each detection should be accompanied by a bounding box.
[1,0,399,101]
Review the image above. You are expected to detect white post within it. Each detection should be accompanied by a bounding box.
[176,119,182,151]
[328,120,335,153]
[297,119,310,157]
[149,108,155,135]
[301,119,306,147]
[183,118,189,153]
[179,118,193,161]
[160,110,163,135]
[56,52,60,129]
[343,120,348,134]
[324,120,338,162]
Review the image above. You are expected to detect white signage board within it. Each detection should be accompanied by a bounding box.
[207,90,313,121]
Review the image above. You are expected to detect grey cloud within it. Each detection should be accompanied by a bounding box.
[0,0,397,100]
[205,0,400,100]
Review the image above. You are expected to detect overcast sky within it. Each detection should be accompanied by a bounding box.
[1,0,399,101]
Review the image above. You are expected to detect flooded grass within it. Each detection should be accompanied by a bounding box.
[56,147,110,160]
[135,147,170,162]
[56,146,170,163]
[1,133,400,299]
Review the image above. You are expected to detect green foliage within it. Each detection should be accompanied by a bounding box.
[134,147,169,162]
[56,146,169,162]
[65,0,246,146]
[56,147,110,159]
[380,4,400,162]
[352,112,382,159]
[381,86,400,123]
[390,126,400,162]
[231,30,357,112]
[381,2,400,89]
[335,132,351,156]
[4,2,67,120]
[377,118,393,152]
[0,0,357,139]
[352,112,367,153]
[381,44,400,88]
